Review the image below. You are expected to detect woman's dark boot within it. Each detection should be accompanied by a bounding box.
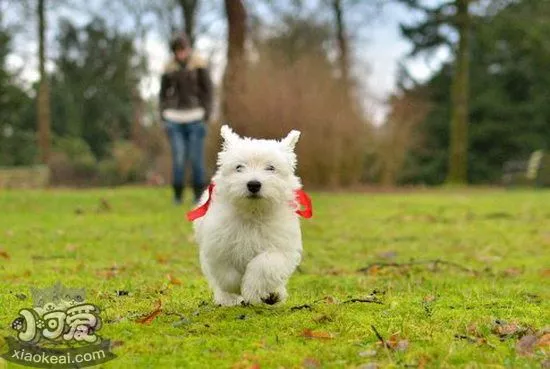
[173,184,184,205]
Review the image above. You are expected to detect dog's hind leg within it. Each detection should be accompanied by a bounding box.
[241,251,300,305]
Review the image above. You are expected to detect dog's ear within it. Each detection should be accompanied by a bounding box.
[281,130,301,151]
[220,125,240,147]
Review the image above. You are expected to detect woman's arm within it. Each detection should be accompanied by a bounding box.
[197,67,213,122]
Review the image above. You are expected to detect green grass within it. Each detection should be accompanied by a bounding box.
[0,188,549,369]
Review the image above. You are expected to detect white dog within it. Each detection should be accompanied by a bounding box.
[188,125,312,306]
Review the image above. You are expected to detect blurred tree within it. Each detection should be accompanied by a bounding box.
[50,18,142,158]
[379,93,430,186]
[398,0,472,185]
[0,26,36,166]
[223,0,247,127]
[331,0,350,91]
[177,0,199,46]
[400,0,550,184]
[37,0,51,164]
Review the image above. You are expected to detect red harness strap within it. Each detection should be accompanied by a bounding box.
[186,183,313,221]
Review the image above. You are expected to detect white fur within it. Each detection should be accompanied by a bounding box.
[193,125,304,306]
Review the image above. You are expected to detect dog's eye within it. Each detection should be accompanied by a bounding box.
[236,164,244,172]
[265,165,275,172]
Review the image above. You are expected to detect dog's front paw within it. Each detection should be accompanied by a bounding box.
[242,286,287,306]
[214,291,244,307]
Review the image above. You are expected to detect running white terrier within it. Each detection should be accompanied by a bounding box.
[188,125,312,306]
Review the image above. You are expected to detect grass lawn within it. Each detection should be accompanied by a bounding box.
[0,188,549,368]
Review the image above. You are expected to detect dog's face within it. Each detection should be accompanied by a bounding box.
[213,125,301,207]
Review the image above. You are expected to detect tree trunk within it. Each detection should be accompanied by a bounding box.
[37,0,51,165]
[332,0,350,90]
[223,0,246,127]
[178,0,198,46]
[447,0,470,184]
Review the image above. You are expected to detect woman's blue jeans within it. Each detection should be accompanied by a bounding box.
[163,119,207,202]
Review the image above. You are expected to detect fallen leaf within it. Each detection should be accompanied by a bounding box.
[302,357,321,369]
[423,295,436,303]
[492,320,525,338]
[301,329,334,339]
[538,333,550,347]
[156,254,169,264]
[380,333,409,352]
[516,334,538,356]
[466,323,483,337]
[167,274,182,285]
[326,268,345,275]
[367,265,380,276]
[323,296,337,304]
[136,299,162,325]
[96,265,124,279]
[110,340,124,349]
[98,198,112,212]
[417,355,430,369]
[0,250,10,260]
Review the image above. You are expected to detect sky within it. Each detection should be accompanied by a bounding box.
[3,0,451,125]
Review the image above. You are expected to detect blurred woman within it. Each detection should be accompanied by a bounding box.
[159,34,213,205]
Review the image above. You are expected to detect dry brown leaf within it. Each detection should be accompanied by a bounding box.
[381,333,409,352]
[423,295,436,303]
[466,323,479,336]
[538,333,550,347]
[96,265,124,279]
[541,269,550,278]
[0,249,10,260]
[156,254,169,264]
[368,265,380,276]
[516,335,538,356]
[136,299,162,325]
[110,340,124,349]
[492,321,523,338]
[323,296,337,304]
[167,274,182,285]
[417,355,430,369]
[301,329,334,339]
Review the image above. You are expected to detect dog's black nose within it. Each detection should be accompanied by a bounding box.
[247,180,262,194]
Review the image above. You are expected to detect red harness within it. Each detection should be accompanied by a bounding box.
[187,183,313,221]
